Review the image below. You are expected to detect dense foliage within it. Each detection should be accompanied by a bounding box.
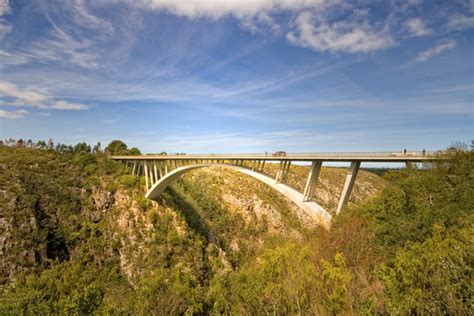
[0,143,472,314]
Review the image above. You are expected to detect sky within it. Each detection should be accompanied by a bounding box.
[0,0,473,154]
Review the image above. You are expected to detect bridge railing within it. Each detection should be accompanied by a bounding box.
[153,151,437,158]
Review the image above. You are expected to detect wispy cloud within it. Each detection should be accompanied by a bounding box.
[0,0,10,15]
[0,109,28,119]
[0,81,90,112]
[415,40,456,62]
[0,0,11,39]
[135,0,330,19]
[406,18,431,36]
[287,10,394,54]
[0,50,29,68]
[447,14,474,30]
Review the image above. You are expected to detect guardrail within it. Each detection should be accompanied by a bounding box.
[135,151,437,158]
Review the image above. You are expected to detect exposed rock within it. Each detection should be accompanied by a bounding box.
[89,186,115,222]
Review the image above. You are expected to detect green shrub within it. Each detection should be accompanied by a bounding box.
[119,175,137,188]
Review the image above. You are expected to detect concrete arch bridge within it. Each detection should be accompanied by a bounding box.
[111,152,434,226]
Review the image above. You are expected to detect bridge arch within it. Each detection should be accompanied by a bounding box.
[145,163,332,225]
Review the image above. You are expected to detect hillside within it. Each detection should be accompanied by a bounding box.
[0,145,472,314]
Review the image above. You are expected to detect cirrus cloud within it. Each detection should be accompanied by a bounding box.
[415,40,456,62]
[287,10,394,53]
[0,109,28,119]
[406,18,431,36]
[0,81,90,117]
[0,0,11,39]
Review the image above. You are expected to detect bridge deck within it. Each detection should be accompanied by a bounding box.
[111,152,437,162]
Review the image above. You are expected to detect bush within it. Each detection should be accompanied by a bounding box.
[119,175,137,188]
[379,224,473,314]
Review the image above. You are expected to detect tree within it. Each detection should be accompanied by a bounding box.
[16,139,25,147]
[104,140,128,155]
[128,147,141,155]
[36,140,47,149]
[74,142,91,153]
[92,142,101,153]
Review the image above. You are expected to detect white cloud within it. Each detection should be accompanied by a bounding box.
[0,81,90,112]
[0,19,10,39]
[447,14,474,30]
[50,100,89,110]
[0,0,11,39]
[26,31,99,70]
[136,0,332,19]
[0,0,10,16]
[0,50,29,68]
[415,40,456,62]
[287,11,394,53]
[0,1,107,69]
[406,18,431,36]
[0,109,28,119]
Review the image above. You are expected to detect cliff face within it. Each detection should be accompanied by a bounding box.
[0,147,385,314]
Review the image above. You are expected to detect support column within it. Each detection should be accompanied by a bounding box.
[261,160,266,172]
[160,161,164,178]
[153,161,158,181]
[303,161,322,202]
[132,161,137,176]
[149,161,155,185]
[336,161,361,214]
[276,161,285,183]
[144,161,149,190]
[137,162,142,176]
[282,160,291,182]
[164,160,168,174]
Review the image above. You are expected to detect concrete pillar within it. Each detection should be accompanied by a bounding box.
[144,161,149,190]
[276,161,285,183]
[154,161,158,181]
[158,161,163,178]
[336,161,361,214]
[164,161,168,174]
[261,160,266,172]
[303,161,322,202]
[283,160,291,182]
[149,161,155,185]
[132,161,137,176]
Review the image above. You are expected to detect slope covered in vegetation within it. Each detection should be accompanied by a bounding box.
[0,144,472,314]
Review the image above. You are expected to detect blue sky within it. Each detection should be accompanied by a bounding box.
[0,0,472,154]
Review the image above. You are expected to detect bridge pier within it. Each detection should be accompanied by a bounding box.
[144,161,149,190]
[336,161,360,214]
[132,161,137,176]
[150,161,156,185]
[275,161,284,182]
[276,160,291,183]
[303,161,322,202]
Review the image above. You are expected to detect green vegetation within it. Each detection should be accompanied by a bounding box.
[0,142,472,314]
